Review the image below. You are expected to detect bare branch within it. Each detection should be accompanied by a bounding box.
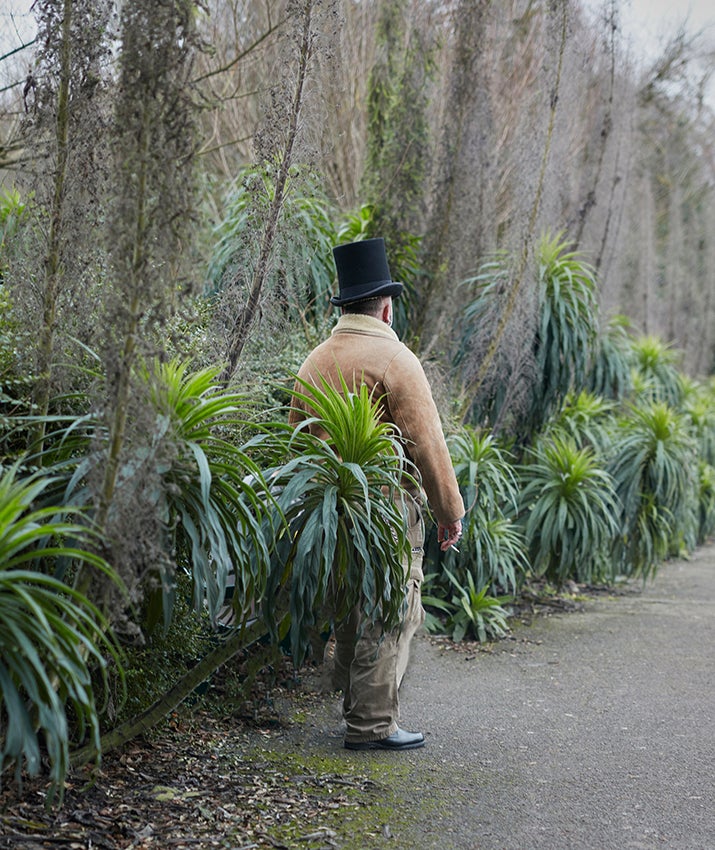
[191,16,286,84]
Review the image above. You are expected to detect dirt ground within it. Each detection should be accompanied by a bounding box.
[1,548,714,850]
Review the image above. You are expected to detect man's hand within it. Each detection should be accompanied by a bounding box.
[438,519,463,551]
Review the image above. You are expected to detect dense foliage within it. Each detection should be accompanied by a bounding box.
[0,469,123,803]
[256,373,416,664]
[1,0,715,799]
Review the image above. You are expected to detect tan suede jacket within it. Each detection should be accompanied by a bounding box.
[289,314,465,526]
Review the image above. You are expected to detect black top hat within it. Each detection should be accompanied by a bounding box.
[330,238,403,306]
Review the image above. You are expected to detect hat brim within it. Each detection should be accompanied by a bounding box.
[330,280,403,307]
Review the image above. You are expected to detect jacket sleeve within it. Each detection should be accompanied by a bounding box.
[383,348,465,525]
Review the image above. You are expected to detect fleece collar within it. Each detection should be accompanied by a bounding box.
[331,313,399,342]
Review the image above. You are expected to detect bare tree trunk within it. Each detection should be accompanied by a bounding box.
[458,0,569,416]
[71,615,283,766]
[221,0,316,384]
[414,0,493,358]
[665,177,683,342]
[29,0,72,454]
[694,196,715,374]
[75,0,198,606]
[638,173,656,334]
[594,128,629,278]
[94,104,150,537]
[572,0,617,250]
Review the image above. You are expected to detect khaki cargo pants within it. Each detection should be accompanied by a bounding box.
[333,494,426,745]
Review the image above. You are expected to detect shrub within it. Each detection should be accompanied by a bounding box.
[519,435,620,585]
[256,372,416,664]
[434,427,527,595]
[207,164,337,325]
[456,232,599,440]
[696,461,715,544]
[140,359,272,629]
[682,377,715,467]
[439,568,511,643]
[0,467,122,803]
[528,232,599,434]
[586,314,634,401]
[539,389,614,455]
[609,400,697,578]
[629,335,684,407]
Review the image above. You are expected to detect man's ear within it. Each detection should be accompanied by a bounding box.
[381,301,392,325]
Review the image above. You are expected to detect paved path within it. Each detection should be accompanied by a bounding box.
[286,548,715,849]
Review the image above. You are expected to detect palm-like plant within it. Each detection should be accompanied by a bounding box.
[682,377,715,467]
[629,335,684,407]
[0,467,122,803]
[427,427,527,595]
[448,428,519,519]
[442,568,511,643]
[0,187,26,282]
[519,435,620,585]
[336,203,374,243]
[456,235,599,438]
[681,379,715,544]
[696,461,715,544]
[530,231,599,433]
[609,401,697,578]
[257,372,415,664]
[30,359,274,633]
[540,390,614,455]
[0,285,36,457]
[586,314,634,401]
[140,359,272,628]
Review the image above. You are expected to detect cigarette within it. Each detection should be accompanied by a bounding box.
[450,544,459,553]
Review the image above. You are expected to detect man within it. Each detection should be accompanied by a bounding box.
[289,237,464,751]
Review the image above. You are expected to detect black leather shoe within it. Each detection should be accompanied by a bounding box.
[344,728,425,751]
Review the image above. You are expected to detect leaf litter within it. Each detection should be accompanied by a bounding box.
[0,660,388,850]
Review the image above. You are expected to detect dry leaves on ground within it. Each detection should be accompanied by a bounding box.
[0,704,381,850]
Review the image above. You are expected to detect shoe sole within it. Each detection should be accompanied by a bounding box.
[344,739,425,751]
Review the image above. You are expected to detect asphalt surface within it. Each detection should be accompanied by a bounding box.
[288,547,715,849]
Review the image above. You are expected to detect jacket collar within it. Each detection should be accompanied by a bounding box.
[331,313,399,341]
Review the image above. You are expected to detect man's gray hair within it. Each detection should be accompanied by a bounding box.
[341,295,390,316]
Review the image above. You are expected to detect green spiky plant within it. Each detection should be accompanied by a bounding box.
[586,314,634,401]
[11,359,278,758]
[140,358,272,630]
[336,203,374,243]
[441,568,511,643]
[20,360,292,760]
[540,389,614,455]
[682,377,715,467]
[0,188,27,283]
[519,435,620,585]
[609,400,698,578]
[529,232,599,434]
[255,372,416,665]
[33,359,274,634]
[425,427,527,597]
[629,335,684,407]
[696,461,715,544]
[0,285,36,456]
[0,467,123,804]
[456,233,598,440]
[681,378,715,543]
